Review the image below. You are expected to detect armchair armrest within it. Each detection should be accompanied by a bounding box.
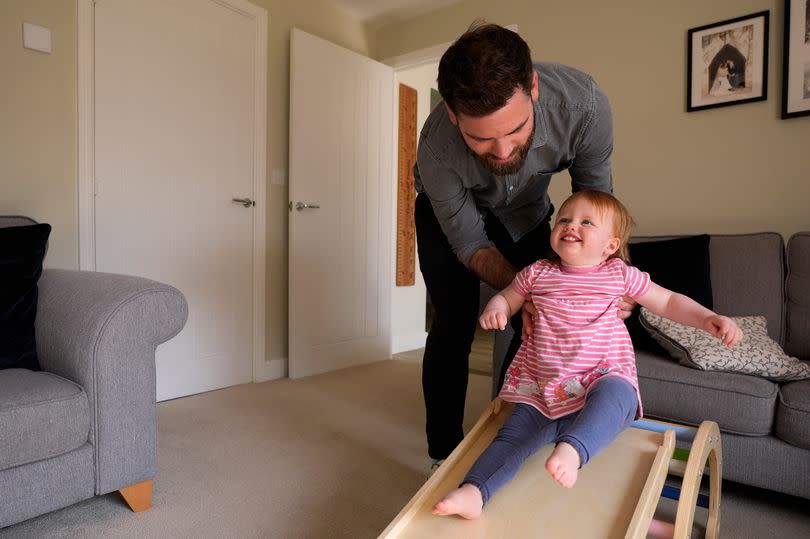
[34,269,188,494]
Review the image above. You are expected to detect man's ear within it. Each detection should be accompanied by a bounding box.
[530,70,539,102]
[445,103,458,125]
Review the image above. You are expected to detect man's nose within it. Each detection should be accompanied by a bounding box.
[490,139,515,159]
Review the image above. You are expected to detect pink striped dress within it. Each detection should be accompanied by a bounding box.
[499,258,651,419]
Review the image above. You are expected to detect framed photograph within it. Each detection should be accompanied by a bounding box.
[782,0,810,118]
[687,11,770,112]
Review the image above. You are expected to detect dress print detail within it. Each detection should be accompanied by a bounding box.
[504,374,547,396]
[554,378,585,400]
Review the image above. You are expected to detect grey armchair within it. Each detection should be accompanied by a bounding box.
[0,216,188,528]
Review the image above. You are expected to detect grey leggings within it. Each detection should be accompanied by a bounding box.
[464,376,637,505]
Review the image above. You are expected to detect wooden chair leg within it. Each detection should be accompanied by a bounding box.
[119,480,153,512]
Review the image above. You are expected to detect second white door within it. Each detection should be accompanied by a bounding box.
[288,29,394,378]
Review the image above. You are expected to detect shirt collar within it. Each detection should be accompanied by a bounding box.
[531,98,548,149]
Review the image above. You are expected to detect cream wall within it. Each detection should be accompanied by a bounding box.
[391,62,438,353]
[0,0,369,365]
[372,0,810,240]
[5,0,809,369]
[1,1,77,268]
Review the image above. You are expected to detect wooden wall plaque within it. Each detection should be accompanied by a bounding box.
[396,84,417,286]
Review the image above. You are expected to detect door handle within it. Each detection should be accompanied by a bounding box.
[232,198,255,208]
[290,201,321,212]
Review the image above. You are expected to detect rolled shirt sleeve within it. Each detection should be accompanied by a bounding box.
[414,154,493,268]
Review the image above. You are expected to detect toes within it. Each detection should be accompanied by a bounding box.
[546,457,577,487]
[432,500,450,515]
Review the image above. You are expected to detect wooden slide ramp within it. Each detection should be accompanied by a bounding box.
[381,399,720,539]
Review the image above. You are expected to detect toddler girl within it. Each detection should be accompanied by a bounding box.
[433,190,742,519]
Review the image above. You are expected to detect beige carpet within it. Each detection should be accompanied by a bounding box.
[468,327,495,376]
[1,359,488,539]
[2,358,808,538]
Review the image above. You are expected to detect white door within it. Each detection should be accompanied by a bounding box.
[94,0,259,400]
[288,29,393,378]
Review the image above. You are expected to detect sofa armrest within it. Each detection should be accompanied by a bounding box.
[34,269,188,494]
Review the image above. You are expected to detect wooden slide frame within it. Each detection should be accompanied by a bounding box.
[380,400,721,539]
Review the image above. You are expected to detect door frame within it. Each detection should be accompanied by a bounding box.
[77,0,274,382]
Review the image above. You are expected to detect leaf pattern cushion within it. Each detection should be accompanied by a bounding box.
[639,307,810,381]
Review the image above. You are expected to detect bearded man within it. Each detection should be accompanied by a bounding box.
[414,22,619,467]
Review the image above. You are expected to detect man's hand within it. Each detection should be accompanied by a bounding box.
[520,301,537,341]
[617,294,636,320]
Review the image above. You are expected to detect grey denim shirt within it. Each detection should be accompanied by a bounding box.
[414,61,614,268]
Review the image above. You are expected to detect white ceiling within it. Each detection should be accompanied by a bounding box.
[330,0,461,26]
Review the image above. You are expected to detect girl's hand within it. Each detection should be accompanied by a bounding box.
[480,309,508,331]
[703,315,743,347]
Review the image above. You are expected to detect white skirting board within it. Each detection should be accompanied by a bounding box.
[391,332,428,355]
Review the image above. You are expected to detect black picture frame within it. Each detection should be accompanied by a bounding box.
[781,0,810,118]
[687,11,770,112]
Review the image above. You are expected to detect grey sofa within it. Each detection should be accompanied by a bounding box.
[492,232,810,499]
[0,217,188,528]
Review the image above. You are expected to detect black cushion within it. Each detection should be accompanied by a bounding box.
[627,235,713,352]
[0,223,51,370]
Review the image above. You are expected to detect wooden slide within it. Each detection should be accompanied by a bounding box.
[380,399,721,539]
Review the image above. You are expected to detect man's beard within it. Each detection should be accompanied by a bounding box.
[472,120,535,176]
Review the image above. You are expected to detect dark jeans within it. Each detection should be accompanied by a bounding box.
[463,377,638,505]
[415,192,552,459]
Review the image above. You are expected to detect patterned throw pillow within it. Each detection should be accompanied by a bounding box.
[639,307,810,381]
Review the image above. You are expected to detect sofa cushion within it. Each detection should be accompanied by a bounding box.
[0,369,90,471]
[708,232,785,344]
[640,308,810,381]
[627,235,713,353]
[785,232,810,361]
[0,223,51,370]
[636,350,778,435]
[775,380,810,449]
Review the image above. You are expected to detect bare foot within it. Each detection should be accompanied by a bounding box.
[545,442,581,488]
[431,483,484,519]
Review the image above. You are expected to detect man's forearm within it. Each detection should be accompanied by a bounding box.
[469,247,518,290]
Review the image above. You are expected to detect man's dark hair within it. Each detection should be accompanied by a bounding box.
[438,22,533,117]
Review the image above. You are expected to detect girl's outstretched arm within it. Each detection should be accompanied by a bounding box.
[637,283,743,347]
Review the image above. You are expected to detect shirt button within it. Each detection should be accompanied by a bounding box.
[508,186,514,191]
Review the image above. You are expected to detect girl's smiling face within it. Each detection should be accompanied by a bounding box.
[550,198,621,267]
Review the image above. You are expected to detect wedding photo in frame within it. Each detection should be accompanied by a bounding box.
[782,0,810,118]
[687,11,770,112]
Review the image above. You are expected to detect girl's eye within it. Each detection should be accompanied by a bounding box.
[582,219,592,225]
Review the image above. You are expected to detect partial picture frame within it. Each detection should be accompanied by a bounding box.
[781,0,810,118]
[687,11,770,112]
